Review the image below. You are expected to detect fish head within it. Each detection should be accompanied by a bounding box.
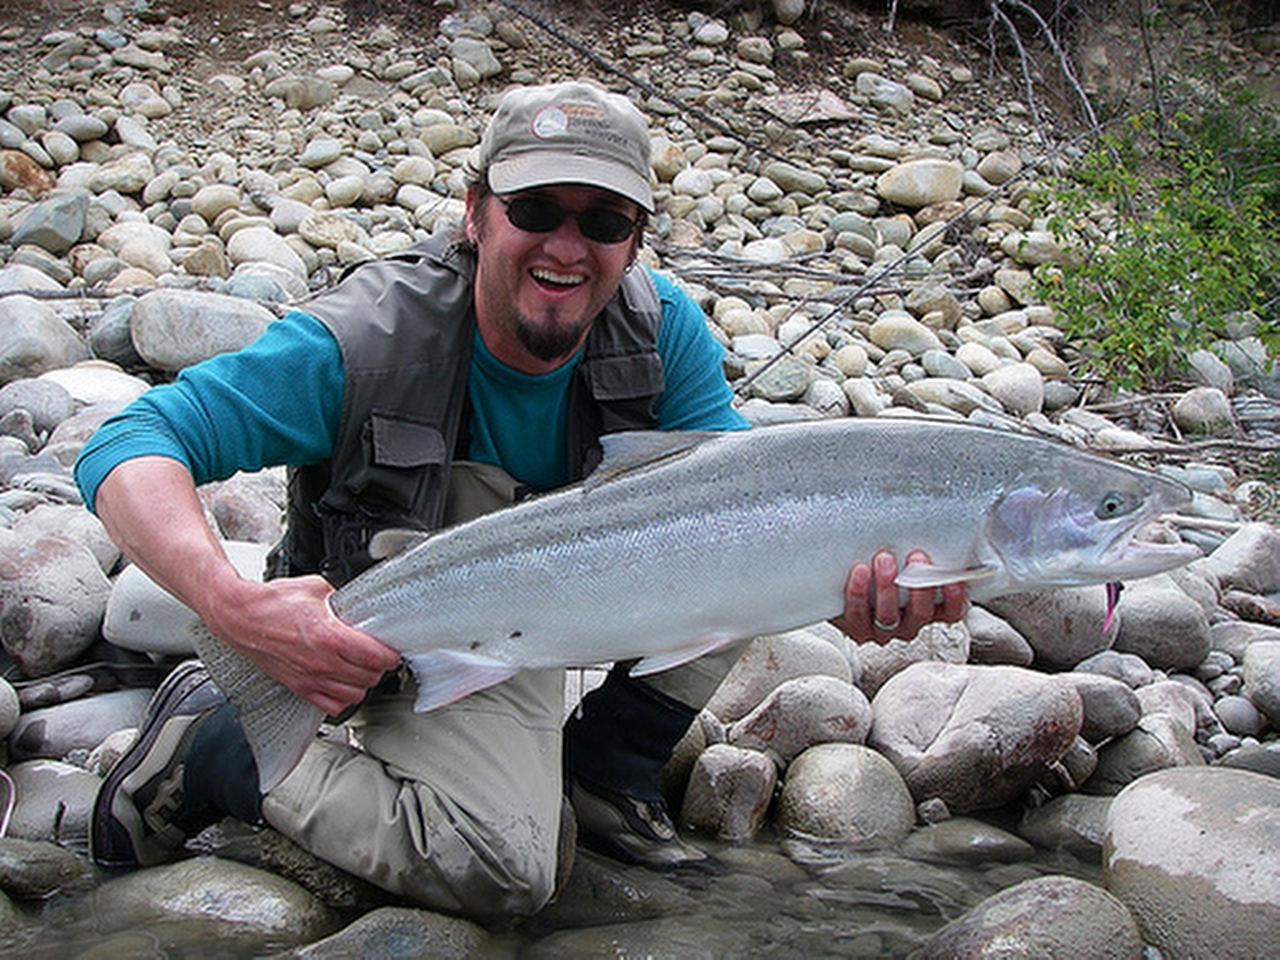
[985,461,1200,589]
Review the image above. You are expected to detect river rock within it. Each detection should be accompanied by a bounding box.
[1204,522,1280,594]
[0,837,94,899]
[1111,574,1211,670]
[854,620,970,698]
[8,687,151,762]
[1087,712,1206,795]
[979,587,1115,670]
[726,674,870,763]
[898,817,1035,867]
[705,628,852,723]
[0,295,90,386]
[1104,767,1280,959]
[1018,793,1113,861]
[1054,672,1141,742]
[917,875,1143,959]
[103,540,271,656]
[0,534,111,676]
[291,905,491,958]
[129,288,275,371]
[679,743,777,841]
[14,503,118,573]
[776,743,914,848]
[0,679,18,739]
[5,759,98,847]
[81,857,338,949]
[1243,640,1280,726]
[869,662,1083,811]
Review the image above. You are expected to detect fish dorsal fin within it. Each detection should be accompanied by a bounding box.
[586,431,718,491]
[368,528,434,562]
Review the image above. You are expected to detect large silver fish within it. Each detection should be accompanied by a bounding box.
[189,418,1200,791]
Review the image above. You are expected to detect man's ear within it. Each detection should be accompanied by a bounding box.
[463,187,480,243]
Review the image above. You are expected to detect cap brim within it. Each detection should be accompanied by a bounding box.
[489,151,654,213]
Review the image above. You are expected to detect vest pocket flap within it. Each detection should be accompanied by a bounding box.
[369,414,447,468]
[585,354,665,400]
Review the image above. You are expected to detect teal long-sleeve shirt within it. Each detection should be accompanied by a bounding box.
[74,269,748,511]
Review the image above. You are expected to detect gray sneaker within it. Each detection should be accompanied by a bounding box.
[91,661,227,867]
[569,777,708,869]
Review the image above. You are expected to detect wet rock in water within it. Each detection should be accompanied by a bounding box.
[776,743,914,848]
[917,875,1143,959]
[7,687,150,762]
[1017,793,1113,861]
[290,905,490,958]
[898,817,1035,867]
[869,663,1082,811]
[533,849,699,929]
[1104,766,1280,959]
[0,837,94,899]
[78,857,338,949]
[726,674,870,763]
[522,914,755,959]
[680,742,776,841]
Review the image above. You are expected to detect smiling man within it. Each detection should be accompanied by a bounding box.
[73,82,964,921]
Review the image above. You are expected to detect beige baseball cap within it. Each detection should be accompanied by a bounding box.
[473,82,655,212]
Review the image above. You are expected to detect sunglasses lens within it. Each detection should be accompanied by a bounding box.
[504,197,564,233]
[577,209,637,243]
[502,197,637,244]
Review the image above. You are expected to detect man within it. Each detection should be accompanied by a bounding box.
[74,82,965,921]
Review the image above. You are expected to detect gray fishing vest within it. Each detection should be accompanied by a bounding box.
[265,232,665,586]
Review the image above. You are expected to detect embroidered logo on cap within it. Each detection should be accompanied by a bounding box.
[530,102,613,141]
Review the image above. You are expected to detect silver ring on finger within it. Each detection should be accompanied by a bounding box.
[874,616,901,632]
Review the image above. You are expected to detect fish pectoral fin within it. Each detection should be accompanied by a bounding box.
[629,635,738,677]
[368,527,433,561]
[895,560,998,589]
[585,431,717,490]
[403,650,519,712]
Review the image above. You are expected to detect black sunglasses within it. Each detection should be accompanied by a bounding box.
[498,196,641,244]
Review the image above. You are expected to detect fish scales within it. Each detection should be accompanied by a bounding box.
[189,418,1199,791]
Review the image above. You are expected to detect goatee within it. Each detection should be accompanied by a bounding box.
[515,316,592,363]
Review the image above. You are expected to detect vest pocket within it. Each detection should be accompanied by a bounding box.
[351,411,448,509]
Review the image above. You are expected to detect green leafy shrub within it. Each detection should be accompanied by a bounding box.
[1034,102,1279,391]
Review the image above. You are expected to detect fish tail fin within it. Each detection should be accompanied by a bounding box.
[189,622,323,794]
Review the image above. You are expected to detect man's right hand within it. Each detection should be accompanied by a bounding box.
[201,574,403,717]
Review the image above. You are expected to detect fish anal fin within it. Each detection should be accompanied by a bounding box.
[586,431,717,490]
[404,650,519,712]
[896,560,998,589]
[629,635,737,677]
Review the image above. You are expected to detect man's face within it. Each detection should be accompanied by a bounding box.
[466,183,642,374]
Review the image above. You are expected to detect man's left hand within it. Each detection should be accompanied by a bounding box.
[833,549,968,644]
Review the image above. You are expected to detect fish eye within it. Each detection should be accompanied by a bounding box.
[1095,491,1132,520]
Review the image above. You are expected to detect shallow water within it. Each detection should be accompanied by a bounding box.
[0,829,1104,959]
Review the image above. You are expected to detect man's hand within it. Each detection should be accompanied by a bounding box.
[200,574,402,718]
[833,549,968,644]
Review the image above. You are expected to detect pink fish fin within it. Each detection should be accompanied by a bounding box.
[1103,581,1124,633]
[404,650,519,712]
[895,560,998,589]
[629,634,738,677]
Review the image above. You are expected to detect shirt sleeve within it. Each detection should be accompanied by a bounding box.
[649,269,750,432]
[73,310,345,513]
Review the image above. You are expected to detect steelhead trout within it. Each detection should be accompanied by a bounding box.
[187,418,1200,791]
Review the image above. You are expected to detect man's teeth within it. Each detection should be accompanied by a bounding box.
[531,268,585,287]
